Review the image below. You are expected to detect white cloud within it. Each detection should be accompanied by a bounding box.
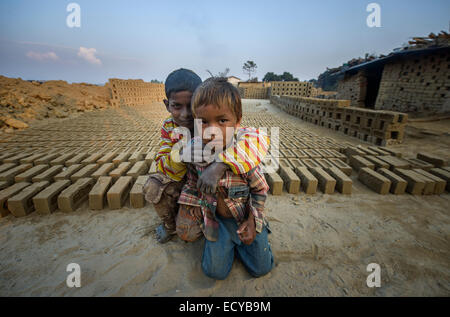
[26,51,59,61]
[77,47,102,65]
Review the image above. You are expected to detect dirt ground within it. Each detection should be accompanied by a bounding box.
[0,100,449,296]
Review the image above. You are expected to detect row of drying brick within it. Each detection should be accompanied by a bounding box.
[0,174,151,218]
[0,150,157,188]
[344,148,449,195]
[263,147,449,196]
[0,155,160,217]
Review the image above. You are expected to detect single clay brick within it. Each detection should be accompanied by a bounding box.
[364,156,390,170]
[89,176,112,210]
[32,165,63,183]
[91,163,115,179]
[288,158,306,169]
[50,153,76,166]
[417,153,448,168]
[380,147,403,157]
[411,172,435,195]
[33,180,71,214]
[325,167,352,195]
[54,164,83,181]
[129,150,144,164]
[109,161,132,181]
[413,169,446,195]
[377,168,407,195]
[279,165,300,194]
[344,147,366,158]
[70,164,99,182]
[294,166,318,194]
[98,151,118,165]
[65,153,89,166]
[428,168,450,191]
[393,169,425,195]
[0,182,31,217]
[107,176,133,209]
[265,172,283,195]
[126,161,148,180]
[130,175,148,208]
[34,153,60,165]
[310,167,336,194]
[358,167,391,195]
[302,158,321,169]
[367,146,391,156]
[328,158,352,176]
[112,152,131,166]
[81,153,104,166]
[349,155,375,172]
[8,181,49,217]
[279,158,294,169]
[377,156,411,170]
[58,178,95,212]
[405,158,434,171]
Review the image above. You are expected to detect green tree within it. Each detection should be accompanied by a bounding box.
[242,61,257,80]
[262,71,298,82]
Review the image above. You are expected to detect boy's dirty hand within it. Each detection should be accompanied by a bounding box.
[188,206,203,221]
[197,162,228,194]
[237,213,256,245]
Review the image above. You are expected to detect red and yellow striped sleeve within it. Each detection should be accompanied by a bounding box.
[218,127,270,174]
[154,117,187,181]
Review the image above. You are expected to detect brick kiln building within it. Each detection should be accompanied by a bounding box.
[335,45,450,115]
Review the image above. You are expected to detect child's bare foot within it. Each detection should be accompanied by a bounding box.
[156,224,174,243]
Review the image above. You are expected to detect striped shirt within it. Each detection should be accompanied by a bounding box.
[155,117,270,181]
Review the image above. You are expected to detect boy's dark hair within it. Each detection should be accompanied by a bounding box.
[164,68,202,99]
[192,77,242,121]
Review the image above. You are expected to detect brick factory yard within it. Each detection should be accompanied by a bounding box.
[0,99,449,296]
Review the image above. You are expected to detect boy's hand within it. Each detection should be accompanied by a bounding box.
[186,205,202,221]
[197,162,228,194]
[237,212,256,245]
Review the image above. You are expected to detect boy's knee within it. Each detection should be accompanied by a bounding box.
[247,263,273,278]
[201,261,230,280]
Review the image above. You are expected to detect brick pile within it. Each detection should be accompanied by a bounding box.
[270,95,408,146]
[109,78,165,107]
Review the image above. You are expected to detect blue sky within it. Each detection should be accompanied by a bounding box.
[0,0,449,84]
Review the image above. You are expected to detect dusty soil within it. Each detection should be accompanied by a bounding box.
[0,75,111,133]
[0,99,449,296]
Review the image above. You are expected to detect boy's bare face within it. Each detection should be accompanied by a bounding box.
[164,91,194,130]
[195,103,241,149]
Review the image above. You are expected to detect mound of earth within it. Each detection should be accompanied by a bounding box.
[0,75,111,132]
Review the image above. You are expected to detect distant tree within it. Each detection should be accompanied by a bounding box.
[206,67,230,78]
[262,72,281,82]
[150,79,162,83]
[263,71,298,82]
[242,61,257,80]
[248,77,258,82]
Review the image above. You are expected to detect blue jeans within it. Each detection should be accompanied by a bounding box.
[201,215,274,280]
